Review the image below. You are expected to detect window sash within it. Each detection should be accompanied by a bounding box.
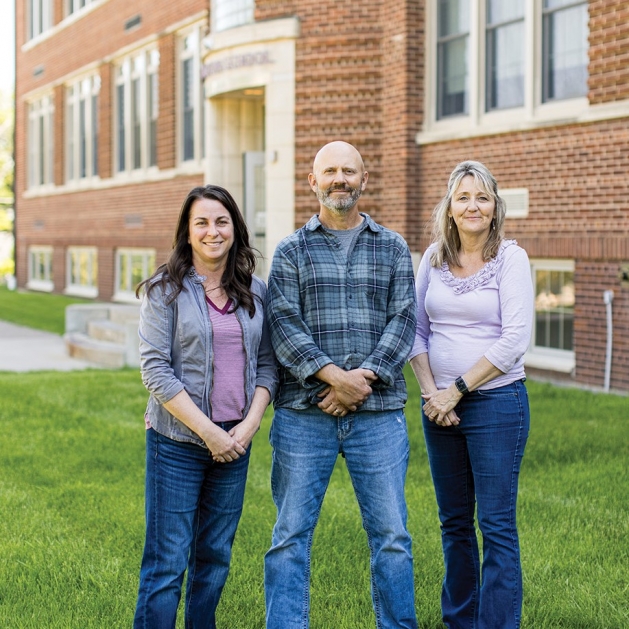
[115,249,156,297]
[28,247,53,287]
[66,77,100,182]
[532,265,574,352]
[28,97,54,189]
[67,248,98,289]
[115,51,159,174]
[542,2,589,102]
[212,0,254,32]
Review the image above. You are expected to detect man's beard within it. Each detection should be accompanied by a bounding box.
[315,183,362,213]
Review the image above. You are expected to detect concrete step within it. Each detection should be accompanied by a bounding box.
[64,332,126,369]
[109,305,141,325]
[87,319,127,344]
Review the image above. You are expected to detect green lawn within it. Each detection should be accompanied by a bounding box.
[0,286,95,335]
[0,366,626,628]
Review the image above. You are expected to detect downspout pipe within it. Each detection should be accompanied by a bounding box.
[603,290,614,392]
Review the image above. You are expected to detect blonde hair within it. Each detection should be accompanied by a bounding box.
[429,160,506,268]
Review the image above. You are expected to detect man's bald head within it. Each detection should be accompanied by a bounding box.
[308,141,369,216]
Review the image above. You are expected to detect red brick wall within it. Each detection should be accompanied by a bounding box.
[256,0,426,234]
[411,119,629,256]
[16,0,207,96]
[589,0,629,104]
[575,262,629,391]
[15,175,204,295]
[157,33,177,171]
[98,63,113,180]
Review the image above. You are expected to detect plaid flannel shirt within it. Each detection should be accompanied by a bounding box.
[266,213,417,411]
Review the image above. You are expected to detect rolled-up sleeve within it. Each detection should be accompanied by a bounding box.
[138,284,185,404]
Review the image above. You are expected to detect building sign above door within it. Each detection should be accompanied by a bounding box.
[201,51,274,79]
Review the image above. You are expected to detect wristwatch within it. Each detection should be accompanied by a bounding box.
[454,376,469,395]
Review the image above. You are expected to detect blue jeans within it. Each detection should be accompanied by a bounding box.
[264,407,417,629]
[134,425,250,629]
[422,380,530,629]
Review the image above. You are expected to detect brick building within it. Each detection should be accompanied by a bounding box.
[14,0,629,391]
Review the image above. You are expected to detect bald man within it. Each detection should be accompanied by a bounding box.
[264,141,418,628]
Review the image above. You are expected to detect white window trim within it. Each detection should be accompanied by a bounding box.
[27,0,52,41]
[27,245,54,292]
[178,25,206,166]
[66,0,96,17]
[27,94,55,190]
[525,258,575,373]
[113,48,160,178]
[211,0,254,33]
[65,246,98,298]
[419,0,590,145]
[66,74,101,185]
[113,248,155,303]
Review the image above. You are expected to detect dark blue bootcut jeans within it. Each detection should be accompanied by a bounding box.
[422,380,530,629]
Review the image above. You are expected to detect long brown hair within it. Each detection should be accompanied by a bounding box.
[136,185,259,316]
[429,160,506,268]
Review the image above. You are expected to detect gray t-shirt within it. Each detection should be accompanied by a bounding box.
[326,223,364,260]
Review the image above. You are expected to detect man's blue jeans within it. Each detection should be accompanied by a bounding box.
[264,407,418,629]
[422,380,530,629]
[134,425,250,629]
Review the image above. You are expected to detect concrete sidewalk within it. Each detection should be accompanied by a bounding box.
[0,320,104,372]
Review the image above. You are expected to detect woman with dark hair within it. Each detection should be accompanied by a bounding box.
[409,161,533,628]
[133,185,277,629]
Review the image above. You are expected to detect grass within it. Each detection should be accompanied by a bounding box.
[0,285,94,335]
[0,365,627,628]
[0,290,627,626]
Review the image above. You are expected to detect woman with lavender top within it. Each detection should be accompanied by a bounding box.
[409,161,533,629]
[133,185,277,629]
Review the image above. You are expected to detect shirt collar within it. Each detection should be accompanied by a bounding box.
[304,212,381,233]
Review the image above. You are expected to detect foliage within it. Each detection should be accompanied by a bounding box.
[0,368,626,628]
[0,88,14,200]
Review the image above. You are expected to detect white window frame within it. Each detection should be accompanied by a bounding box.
[420,0,590,144]
[66,75,100,183]
[178,26,205,165]
[114,48,159,177]
[27,95,55,190]
[525,258,575,373]
[212,0,254,33]
[67,0,96,16]
[28,0,52,40]
[65,246,98,298]
[113,248,155,303]
[27,245,54,292]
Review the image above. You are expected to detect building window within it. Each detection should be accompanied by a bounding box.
[424,0,590,136]
[486,0,525,111]
[436,0,469,119]
[66,247,98,298]
[114,248,155,302]
[179,28,205,163]
[67,0,96,16]
[28,0,52,40]
[212,0,254,32]
[27,246,53,292]
[526,259,575,372]
[542,0,589,102]
[27,95,54,189]
[66,76,100,182]
[115,49,159,174]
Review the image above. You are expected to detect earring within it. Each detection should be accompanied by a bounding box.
[492,219,496,231]
[448,217,452,230]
